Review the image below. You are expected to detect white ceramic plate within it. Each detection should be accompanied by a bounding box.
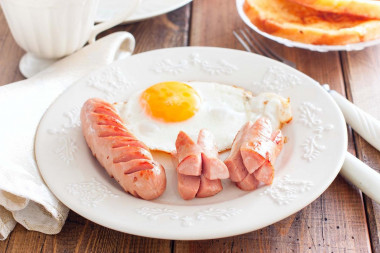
[35,47,347,240]
[236,0,380,52]
[96,0,192,23]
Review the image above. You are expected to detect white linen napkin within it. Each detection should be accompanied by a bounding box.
[0,32,135,240]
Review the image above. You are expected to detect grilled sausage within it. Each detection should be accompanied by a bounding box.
[225,118,284,190]
[253,130,284,185]
[81,98,166,200]
[240,117,274,174]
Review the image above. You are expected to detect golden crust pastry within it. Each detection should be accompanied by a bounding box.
[288,0,380,19]
[243,0,380,45]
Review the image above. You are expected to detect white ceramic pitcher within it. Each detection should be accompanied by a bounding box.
[0,0,139,77]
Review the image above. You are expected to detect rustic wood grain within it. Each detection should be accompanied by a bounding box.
[101,5,191,54]
[1,225,46,253]
[174,0,372,252]
[0,8,24,86]
[41,211,171,253]
[341,46,380,253]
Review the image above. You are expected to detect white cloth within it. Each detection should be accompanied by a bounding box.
[0,32,135,240]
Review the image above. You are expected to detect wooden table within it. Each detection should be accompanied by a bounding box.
[1,0,380,252]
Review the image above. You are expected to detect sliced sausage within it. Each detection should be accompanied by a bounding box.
[175,131,202,176]
[236,173,260,191]
[240,117,274,174]
[198,129,229,180]
[254,130,284,185]
[177,173,201,200]
[224,122,251,182]
[175,130,228,200]
[253,162,274,185]
[196,174,223,198]
[225,118,285,190]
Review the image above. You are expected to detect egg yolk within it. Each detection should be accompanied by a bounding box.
[140,81,201,122]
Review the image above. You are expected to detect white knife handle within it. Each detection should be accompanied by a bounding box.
[328,89,380,152]
[340,152,380,204]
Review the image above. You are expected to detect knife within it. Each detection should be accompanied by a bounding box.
[323,84,380,203]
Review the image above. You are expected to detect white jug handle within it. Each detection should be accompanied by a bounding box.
[88,0,140,44]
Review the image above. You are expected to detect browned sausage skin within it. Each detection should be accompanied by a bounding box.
[81,98,166,200]
[225,117,285,190]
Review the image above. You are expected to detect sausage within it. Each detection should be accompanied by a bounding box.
[81,98,166,200]
[177,173,201,200]
[253,163,273,185]
[225,118,284,190]
[254,130,284,185]
[175,130,227,200]
[224,122,251,182]
[196,174,223,198]
[175,131,202,176]
[235,173,260,191]
[197,129,229,180]
[196,129,226,197]
[269,130,284,161]
[240,117,274,174]
[113,160,166,200]
[174,131,201,200]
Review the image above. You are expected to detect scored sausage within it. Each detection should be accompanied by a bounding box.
[81,98,166,200]
[225,117,285,190]
[240,117,274,174]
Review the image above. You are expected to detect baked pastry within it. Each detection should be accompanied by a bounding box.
[243,0,380,45]
[288,0,380,19]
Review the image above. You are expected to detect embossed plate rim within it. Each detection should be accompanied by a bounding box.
[35,47,347,240]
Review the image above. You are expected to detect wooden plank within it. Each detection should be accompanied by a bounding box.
[0,8,24,85]
[1,225,45,253]
[1,5,191,252]
[41,212,171,253]
[341,46,380,253]
[101,5,191,54]
[190,0,242,49]
[175,175,370,252]
[179,0,372,252]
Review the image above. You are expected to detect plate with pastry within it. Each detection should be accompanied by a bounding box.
[35,47,347,239]
[237,0,380,52]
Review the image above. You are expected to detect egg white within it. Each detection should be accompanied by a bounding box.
[113,81,291,153]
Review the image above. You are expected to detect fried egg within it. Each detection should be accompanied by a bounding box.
[114,81,292,153]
